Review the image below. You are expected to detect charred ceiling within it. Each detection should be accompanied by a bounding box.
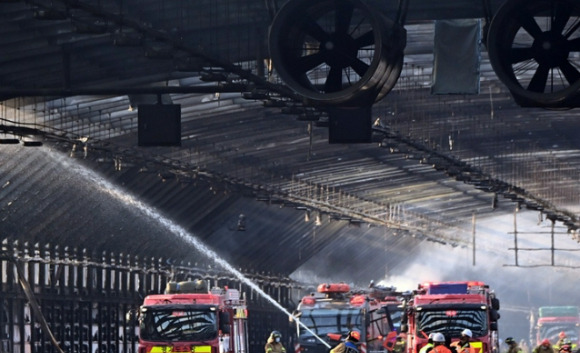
[1,0,580,277]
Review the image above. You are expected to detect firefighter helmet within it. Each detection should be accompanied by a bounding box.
[505,337,516,345]
[559,332,567,339]
[541,339,551,347]
[461,329,473,338]
[270,331,282,339]
[560,345,572,353]
[433,333,445,343]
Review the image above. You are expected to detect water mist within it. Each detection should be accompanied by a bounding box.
[48,148,330,347]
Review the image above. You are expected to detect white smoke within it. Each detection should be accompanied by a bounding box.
[292,208,580,346]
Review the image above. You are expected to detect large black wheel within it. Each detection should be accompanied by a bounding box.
[487,0,580,107]
[268,0,406,106]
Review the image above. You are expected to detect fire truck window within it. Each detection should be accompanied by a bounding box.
[415,309,487,338]
[139,307,218,341]
[299,309,363,336]
[385,305,403,332]
[539,325,579,343]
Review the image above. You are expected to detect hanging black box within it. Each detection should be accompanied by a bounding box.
[138,104,181,146]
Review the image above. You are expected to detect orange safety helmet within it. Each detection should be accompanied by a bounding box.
[349,330,361,342]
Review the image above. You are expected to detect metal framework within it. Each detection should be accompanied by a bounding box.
[0,239,300,353]
[505,208,580,268]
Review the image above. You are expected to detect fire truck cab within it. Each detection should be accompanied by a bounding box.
[129,280,249,353]
[401,281,500,353]
[533,306,580,350]
[291,282,401,353]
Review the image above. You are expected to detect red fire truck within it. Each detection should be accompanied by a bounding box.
[401,281,500,353]
[291,282,401,353]
[532,306,580,349]
[128,280,249,353]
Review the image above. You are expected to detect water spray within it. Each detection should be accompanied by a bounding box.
[49,150,331,348]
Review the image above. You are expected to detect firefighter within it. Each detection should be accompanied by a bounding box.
[533,339,556,353]
[330,330,361,353]
[430,333,452,353]
[393,334,407,353]
[265,331,286,353]
[554,332,567,351]
[504,337,523,353]
[451,329,472,353]
[557,340,572,353]
[419,333,435,353]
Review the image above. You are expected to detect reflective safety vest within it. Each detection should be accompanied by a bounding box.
[420,343,434,353]
[432,345,452,353]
